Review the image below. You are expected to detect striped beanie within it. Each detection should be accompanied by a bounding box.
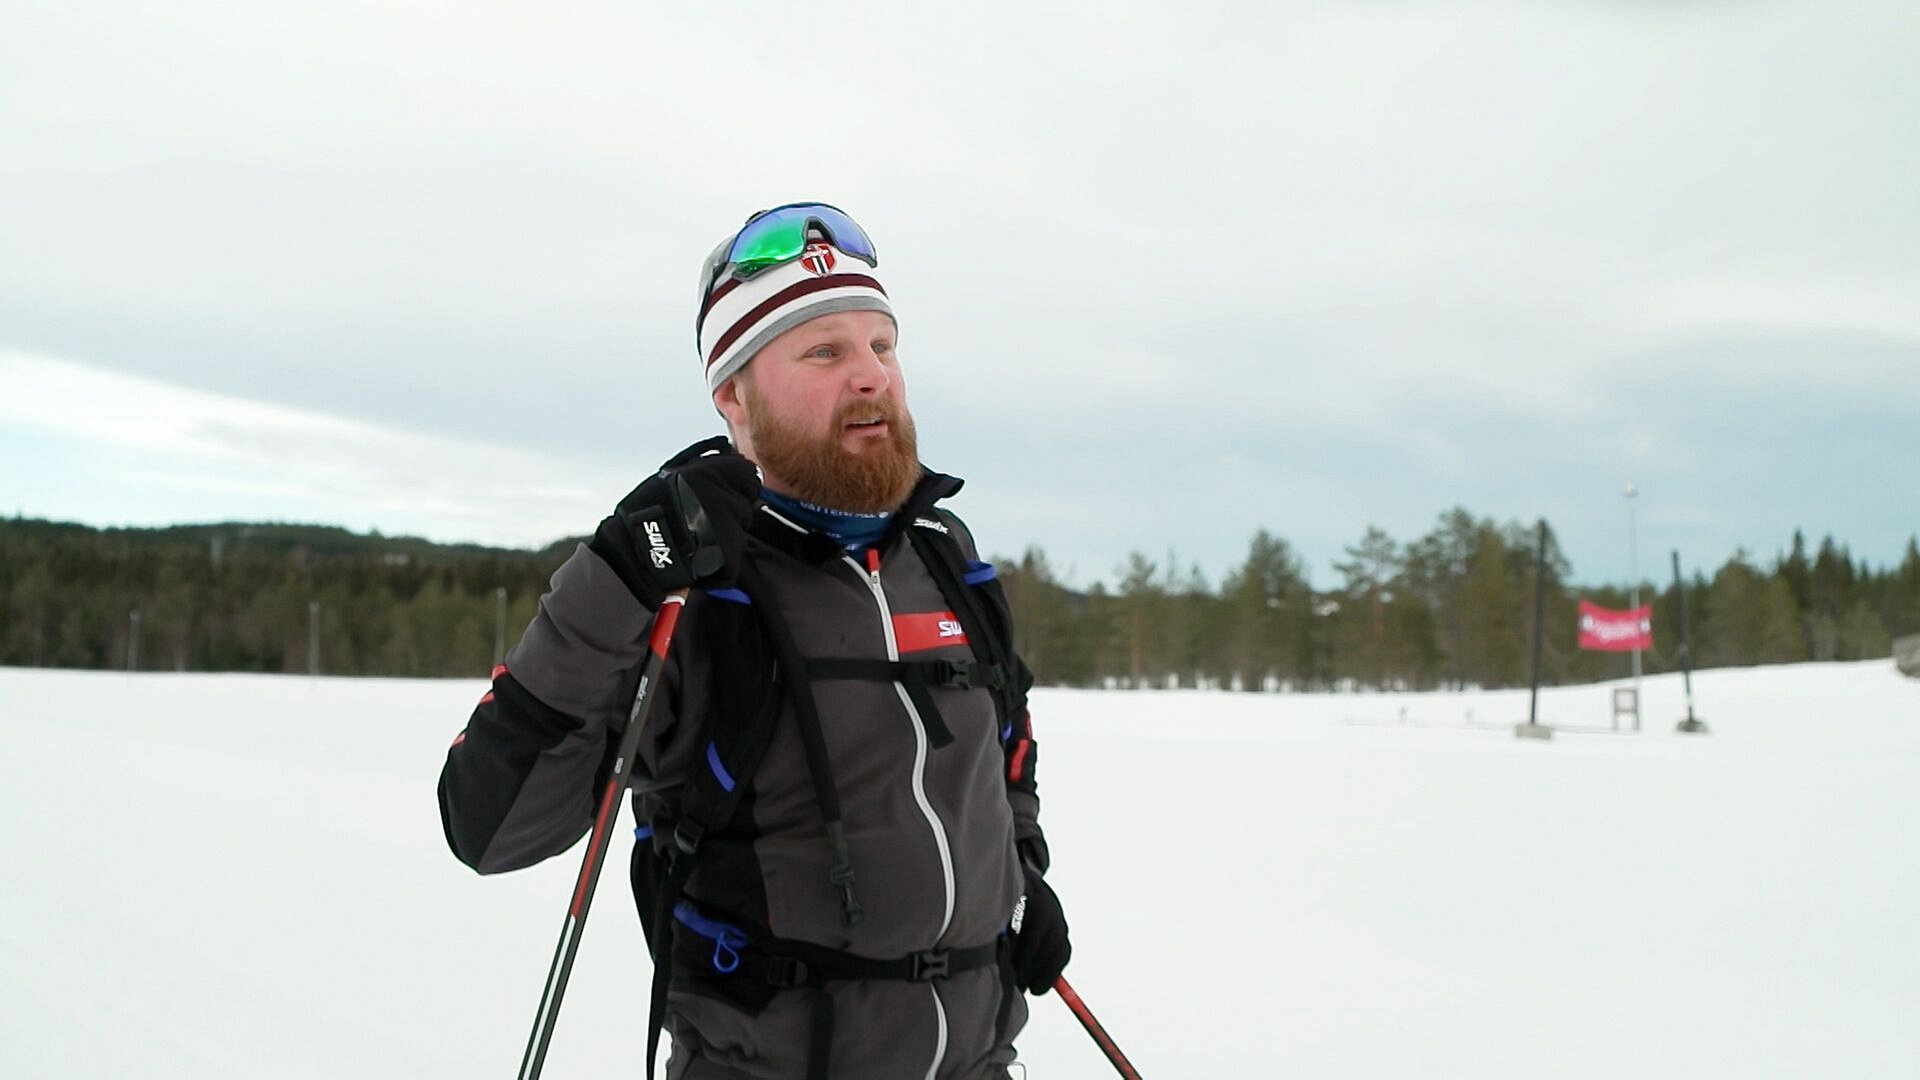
[695,232,894,394]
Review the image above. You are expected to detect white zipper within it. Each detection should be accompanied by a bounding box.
[842,551,957,1080]
[843,553,958,940]
[923,984,948,1080]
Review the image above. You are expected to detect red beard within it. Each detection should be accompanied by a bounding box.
[744,386,921,513]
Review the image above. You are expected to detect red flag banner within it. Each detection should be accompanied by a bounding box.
[1578,600,1652,652]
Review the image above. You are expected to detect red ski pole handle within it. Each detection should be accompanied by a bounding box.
[1055,976,1144,1079]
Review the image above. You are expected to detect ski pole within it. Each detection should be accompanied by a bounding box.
[1055,976,1144,1079]
[519,589,688,1079]
[518,473,728,1078]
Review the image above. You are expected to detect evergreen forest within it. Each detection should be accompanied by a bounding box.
[3,513,1914,689]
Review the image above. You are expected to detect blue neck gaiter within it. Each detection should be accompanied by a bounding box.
[760,489,893,553]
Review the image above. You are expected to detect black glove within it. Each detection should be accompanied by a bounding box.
[1011,858,1071,995]
[588,436,759,610]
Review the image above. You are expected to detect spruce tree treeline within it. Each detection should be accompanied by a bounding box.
[994,513,1918,690]
[0,520,570,676]
[3,513,1916,686]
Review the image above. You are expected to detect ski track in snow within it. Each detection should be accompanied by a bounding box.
[1,662,1916,1078]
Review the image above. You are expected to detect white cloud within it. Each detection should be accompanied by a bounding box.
[0,349,617,545]
[1643,268,1920,341]
[1,1,1916,579]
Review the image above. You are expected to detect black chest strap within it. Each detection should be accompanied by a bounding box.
[806,656,1005,690]
[803,657,1007,750]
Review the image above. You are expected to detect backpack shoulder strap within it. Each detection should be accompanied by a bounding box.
[664,588,781,858]
[905,512,1043,825]
[639,581,787,1080]
[904,511,1029,733]
[736,558,865,928]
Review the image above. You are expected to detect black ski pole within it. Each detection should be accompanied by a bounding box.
[518,589,688,1079]
[1671,550,1709,735]
[1055,976,1145,1079]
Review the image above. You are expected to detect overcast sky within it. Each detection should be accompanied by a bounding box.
[3,1,1915,589]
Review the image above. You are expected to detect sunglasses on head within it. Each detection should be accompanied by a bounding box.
[707,202,878,289]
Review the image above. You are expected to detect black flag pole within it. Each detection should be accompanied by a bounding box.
[1517,519,1553,740]
[1671,550,1710,735]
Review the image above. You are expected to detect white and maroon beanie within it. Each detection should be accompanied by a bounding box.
[695,233,894,394]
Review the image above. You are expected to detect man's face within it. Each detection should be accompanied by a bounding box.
[716,309,920,513]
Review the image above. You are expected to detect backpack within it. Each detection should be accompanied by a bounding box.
[628,492,1037,1080]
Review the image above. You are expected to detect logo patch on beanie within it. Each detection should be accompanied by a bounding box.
[800,242,837,276]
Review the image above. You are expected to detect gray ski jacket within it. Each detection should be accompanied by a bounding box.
[439,474,1047,1080]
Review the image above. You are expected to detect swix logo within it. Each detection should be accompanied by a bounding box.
[643,520,673,569]
[892,610,968,653]
[799,242,836,276]
[912,517,949,534]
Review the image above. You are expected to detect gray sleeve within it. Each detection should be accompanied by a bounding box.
[439,543,664,874]
[510,543,654,723]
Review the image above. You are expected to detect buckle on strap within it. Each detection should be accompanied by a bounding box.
[909,949,951,981]
[672,819,706,856]
[922,659,1004,691]
[926,659,972,689]
[763,955,811,988]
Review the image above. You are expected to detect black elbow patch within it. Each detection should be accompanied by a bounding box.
[438,671,584,872]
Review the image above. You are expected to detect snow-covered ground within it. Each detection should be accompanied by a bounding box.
[1,661,1915,1078]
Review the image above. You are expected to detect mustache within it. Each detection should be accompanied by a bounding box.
[831,397,903,429]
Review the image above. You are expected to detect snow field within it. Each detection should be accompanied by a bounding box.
[1,662,1915,1078]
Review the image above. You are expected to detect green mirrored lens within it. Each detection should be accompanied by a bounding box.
[729,216,808,276]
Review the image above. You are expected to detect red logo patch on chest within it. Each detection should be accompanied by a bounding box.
[892,611,968,654]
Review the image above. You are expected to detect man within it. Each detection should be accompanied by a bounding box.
[438,202,1070,1079]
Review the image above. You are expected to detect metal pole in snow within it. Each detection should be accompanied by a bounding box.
[1671,550,1708,735]
[1625,483,1642,733]
[494,586,509,668]
[1516,521,1553,740]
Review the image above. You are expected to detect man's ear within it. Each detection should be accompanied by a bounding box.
[714,376,749,433]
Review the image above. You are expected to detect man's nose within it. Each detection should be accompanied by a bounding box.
[846,344,890,395]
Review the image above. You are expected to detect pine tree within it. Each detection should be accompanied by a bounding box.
[1807,536,1855,659]
[1456,524,1524,688]
[1402,508,1481,688]
[1700,552,1806,667]
[1889,538,1920,638]
[1224,530,1311,690]
[1333,526,1399,688]
[1115,553,1159,688]
[1838,603,1891,660]
[1778,529,1812,612]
